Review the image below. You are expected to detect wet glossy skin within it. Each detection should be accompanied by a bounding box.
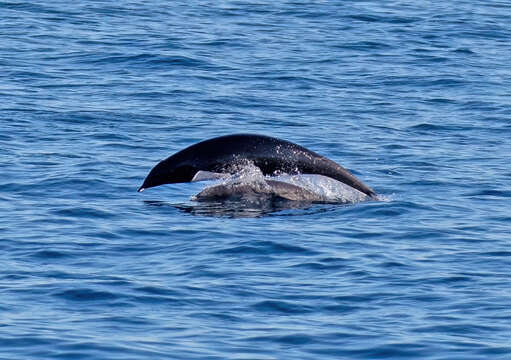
[138,134,376,198]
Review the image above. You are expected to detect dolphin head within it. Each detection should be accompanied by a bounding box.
[138,157,197,192]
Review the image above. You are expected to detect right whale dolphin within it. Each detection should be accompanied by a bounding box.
[194,179,320,202]
[138,134,377,198]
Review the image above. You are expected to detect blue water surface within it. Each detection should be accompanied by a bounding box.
[1,1,511,359]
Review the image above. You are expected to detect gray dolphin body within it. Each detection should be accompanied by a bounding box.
[138,134,376,198]
[194,179,320,202]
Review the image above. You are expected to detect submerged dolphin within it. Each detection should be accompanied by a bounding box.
[138,134,376,198]
[194,179,320,202]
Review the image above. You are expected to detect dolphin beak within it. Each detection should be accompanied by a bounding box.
[137,186,145,192]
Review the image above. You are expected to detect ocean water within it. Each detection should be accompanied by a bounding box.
[1,1,511,359]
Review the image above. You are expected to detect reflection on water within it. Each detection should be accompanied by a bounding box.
[145,199,314,218]
[144,169,375,218]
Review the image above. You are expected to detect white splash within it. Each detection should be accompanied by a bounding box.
[272,174,369,203]
[192,163,371,204]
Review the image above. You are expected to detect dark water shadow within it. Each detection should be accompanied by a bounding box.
[144,197,320,218]
[143,191,381,218]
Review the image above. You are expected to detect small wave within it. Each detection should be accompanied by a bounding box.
[214,240,315,256]
[54,288,120,302]
[465,189,511,198]
[31,250,71,259]
[251,300,314,314]
[246,333,315,345]
[346,14,420,24]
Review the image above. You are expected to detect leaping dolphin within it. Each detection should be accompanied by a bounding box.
[138,134,376,198]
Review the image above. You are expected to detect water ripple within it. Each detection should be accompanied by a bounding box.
[2,1,511,359]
